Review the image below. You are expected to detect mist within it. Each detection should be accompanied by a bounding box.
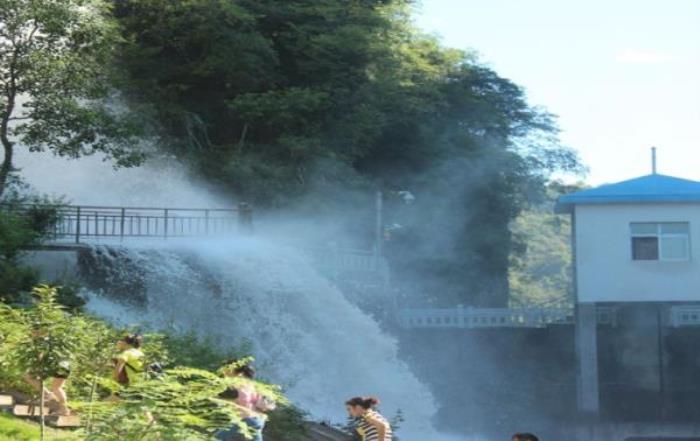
[13,147,482,441]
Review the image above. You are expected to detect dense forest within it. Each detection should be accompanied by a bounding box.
[1,0,583,307]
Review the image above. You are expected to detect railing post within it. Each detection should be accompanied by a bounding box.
[163,209,169,239]
[75,207,81,244]
[204,209,210,235]
[120,208,126,242]
[374,190,383,261]
[238,203,253,235]
[52,207,60,240]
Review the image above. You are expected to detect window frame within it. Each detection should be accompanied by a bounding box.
[630,222,691,262]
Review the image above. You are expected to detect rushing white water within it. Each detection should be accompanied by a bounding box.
[81,238,453,439]
[13,150,468,439]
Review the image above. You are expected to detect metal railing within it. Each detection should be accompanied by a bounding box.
[303,247,389,273]
[669,305,700,327]
[2,203,252,243]
[398,306,618,329]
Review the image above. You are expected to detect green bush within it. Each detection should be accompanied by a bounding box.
[0,190,62,304]
[0,260,37,304]
[264,406,309,441]
[0,286,307,441]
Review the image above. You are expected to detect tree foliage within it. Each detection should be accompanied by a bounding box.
[0,285,294,441]
[0,0,145,198]
[113,0,582,306]
[2,0,584,306]
[11,286,79,382]
[0,189,61,303]
[509,183,577,308]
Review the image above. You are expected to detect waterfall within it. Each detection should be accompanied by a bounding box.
[79,239,453,440]
[15,150,467,440]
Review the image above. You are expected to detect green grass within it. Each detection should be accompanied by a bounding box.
[0,413,80,441]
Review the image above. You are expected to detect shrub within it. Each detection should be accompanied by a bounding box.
[0,285,305,441]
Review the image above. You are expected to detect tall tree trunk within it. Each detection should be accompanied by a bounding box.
[1,57,18,200]
[0,83,16,200]
[0,135,13,200]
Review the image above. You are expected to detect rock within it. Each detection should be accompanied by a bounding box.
[47,414,81,428]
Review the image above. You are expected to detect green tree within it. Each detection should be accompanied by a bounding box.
[81,363,287,441]
[1,285,80,440]
[0,0,144,198]
[1,286,295,441]
[0,297,28,390]
[113,0,583,306]
[0,190,61,303]
[509,182,585,307]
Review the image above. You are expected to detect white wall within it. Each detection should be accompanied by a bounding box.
[575,203,700,302]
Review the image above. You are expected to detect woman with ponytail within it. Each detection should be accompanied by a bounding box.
[113,334,145,386]
[345,396,392,441]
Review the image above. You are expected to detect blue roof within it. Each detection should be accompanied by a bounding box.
[556,174,700,213]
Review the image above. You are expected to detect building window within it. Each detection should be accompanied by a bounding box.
[630,222,690,261]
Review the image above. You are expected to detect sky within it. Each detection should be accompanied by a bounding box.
[416,0,700,185]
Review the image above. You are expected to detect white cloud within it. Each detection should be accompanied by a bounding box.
[615,50,676,64]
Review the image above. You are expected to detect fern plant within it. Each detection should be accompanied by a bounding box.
[0,286,298,441]
[80,365,287,440]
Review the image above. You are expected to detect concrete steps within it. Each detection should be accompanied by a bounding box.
[1,391,82,429]
[0,394,14,409]
[12,404,82,427]
[13,404,51,417]
[47,414,81,428]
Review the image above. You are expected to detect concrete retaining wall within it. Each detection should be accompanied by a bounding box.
[19,249,80,282]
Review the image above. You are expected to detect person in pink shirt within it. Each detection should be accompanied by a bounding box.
[216,360,275,441]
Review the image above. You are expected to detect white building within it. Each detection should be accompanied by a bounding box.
[556,168,700,414]
[557,173,700,303]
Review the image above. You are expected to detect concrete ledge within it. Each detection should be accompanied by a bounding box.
[575,422,700,440]
[306,423,352,441]
[19,249,81,282]
[21,244,91,251]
